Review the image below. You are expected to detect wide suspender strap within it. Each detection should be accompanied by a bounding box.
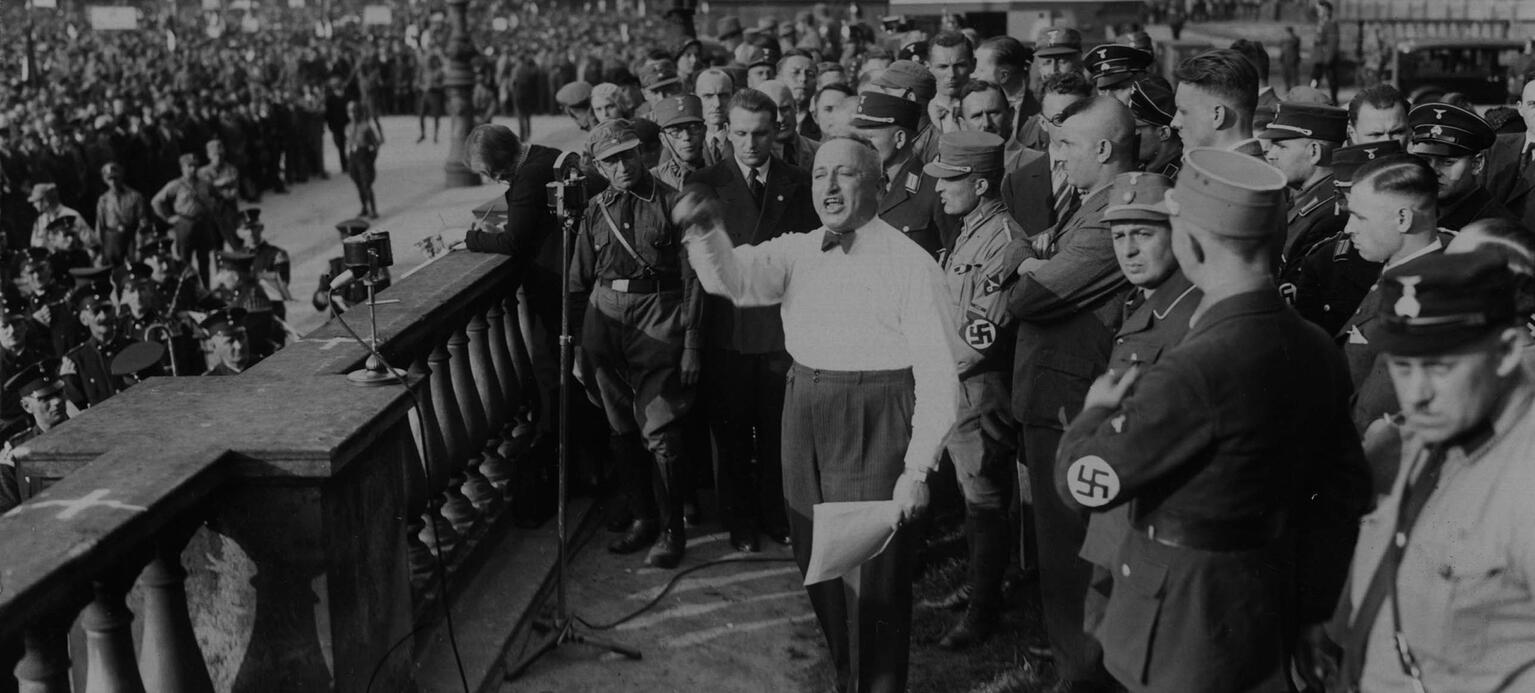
[598,200,659,278]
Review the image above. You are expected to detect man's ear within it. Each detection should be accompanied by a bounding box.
[1472,151,1487,177]
[1158,125,1174,143]
[1095,139,1113,164]
[894,128,909,151]
[1212,104,1228,130]
[974,176,991,197]
[1396,206,1414,233]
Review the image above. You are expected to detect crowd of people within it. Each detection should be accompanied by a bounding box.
[7,1,1535,691]
[439,6,1535,693]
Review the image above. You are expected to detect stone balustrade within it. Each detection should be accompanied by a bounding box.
[0,248,540,692]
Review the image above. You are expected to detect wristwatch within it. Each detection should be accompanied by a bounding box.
[903,467,930,483]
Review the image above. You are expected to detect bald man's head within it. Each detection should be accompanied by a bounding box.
[1054,96,1138,190]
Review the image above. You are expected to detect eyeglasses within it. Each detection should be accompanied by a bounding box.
[663,123,705,139]
[1043,111,1068,127]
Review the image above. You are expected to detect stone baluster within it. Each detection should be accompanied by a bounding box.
[484,300,521,424]
[137,529,214,693]
[508,292,539,415]
[82,572,146,693]
[466,310,507,433]
[429,340,477,534]
[14,613,72,693]
[452,321,499,514]
[408,355,458,564]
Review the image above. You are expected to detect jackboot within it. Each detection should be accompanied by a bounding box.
[606,433,652,538]
[940,506,1009,649]
[645,434,688,568]
[608,518,660,554]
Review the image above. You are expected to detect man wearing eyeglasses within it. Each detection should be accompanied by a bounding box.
[652,96,708,190]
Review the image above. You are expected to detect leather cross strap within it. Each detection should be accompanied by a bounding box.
[598,200,660,278]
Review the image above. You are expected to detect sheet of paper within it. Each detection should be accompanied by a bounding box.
[803,500,903,586]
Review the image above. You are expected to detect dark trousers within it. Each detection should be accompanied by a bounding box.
[704,348,790,533]
[782,363,916,693]
[329,127,349,172]
[1021,424,1109,685]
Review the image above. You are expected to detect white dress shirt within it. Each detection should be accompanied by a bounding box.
[684,215,960,472]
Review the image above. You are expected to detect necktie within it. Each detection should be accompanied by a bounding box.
[747,167,764,207]
[1054,187,1082,229]
[821,229,854,253]
[783,142,797,167]
[1340,442,1453,685]
[711,137,723,164]
[1524,142,1535,167]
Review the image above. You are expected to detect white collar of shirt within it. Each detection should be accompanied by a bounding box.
[737,158,769,185]
[1385,237,1442,271]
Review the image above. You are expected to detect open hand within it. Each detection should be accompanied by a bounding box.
[892,471,930,525]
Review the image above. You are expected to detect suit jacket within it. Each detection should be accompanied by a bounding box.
[879,155,957,258]
[686,157,818,353]
[1001,145,1054,238]
[1484,132,1535,231]
[1005,183,1133,430]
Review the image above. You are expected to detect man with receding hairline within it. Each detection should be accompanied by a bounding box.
[1006,95,1137,690]
[676,135,959,693]
[1056,147,1369,692]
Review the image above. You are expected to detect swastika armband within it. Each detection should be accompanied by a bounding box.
[1066,455,1120,507]
[963,318,997,350]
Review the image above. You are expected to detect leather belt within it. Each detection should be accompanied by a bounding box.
[600,277,683,293]
[1134,515,1283,552]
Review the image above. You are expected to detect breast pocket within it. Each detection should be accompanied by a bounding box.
[1442,544,1511,664]
[1109,342,1164,375]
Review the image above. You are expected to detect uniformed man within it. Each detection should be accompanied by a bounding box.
[1055,147,1370,693]
[117,277,201,376]
[926,131,1028,649]
[1289,140,1398,336]
[211,250,281,359]
[743,41,781,89]
[1006,96,1137,690]
[639,60,686,106]
[236,208,291,321]
[555,80,597,131]
[683,87,818,552]
[1171,49,1263,155]
[1406,102,1519,231]
[201,308,252,376]
[651,96,707,190]
[1083,44,1155,104]
[1257,101,1349,288]
[1320,250,1535,693]
[143,236,224,315]
[60,288,133,410]
[151,153,217,285]
[19,252,76,358]
[865,60,941,161]
[1077,170,1201,638]
[1032,26,1084,82]
[1,363,69,513]
[0,313,49,437]
[1337,154,1450,442]
[569,119,701,569]
[850,91,955,258]
[1127,77,1183,178]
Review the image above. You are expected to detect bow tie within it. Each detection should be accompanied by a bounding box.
[821,229,854,253]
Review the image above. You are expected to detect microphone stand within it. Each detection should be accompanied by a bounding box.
[347,250,404,385]
[506,174,641,680]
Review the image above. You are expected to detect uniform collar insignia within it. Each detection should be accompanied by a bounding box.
[1394,276,1423,318]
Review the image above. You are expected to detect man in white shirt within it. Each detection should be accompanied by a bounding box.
[674,136,958,693]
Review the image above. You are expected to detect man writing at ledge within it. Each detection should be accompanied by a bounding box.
[673,136,959,693]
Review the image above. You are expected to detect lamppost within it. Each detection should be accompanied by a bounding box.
[442,0,479,187]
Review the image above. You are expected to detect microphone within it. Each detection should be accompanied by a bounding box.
[329,269,357,291]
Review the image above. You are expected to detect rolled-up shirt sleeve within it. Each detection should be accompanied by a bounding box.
[683,226,796,307]
[902,260,961,472]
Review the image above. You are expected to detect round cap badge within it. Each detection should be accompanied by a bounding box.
[1066,455,1120,508]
